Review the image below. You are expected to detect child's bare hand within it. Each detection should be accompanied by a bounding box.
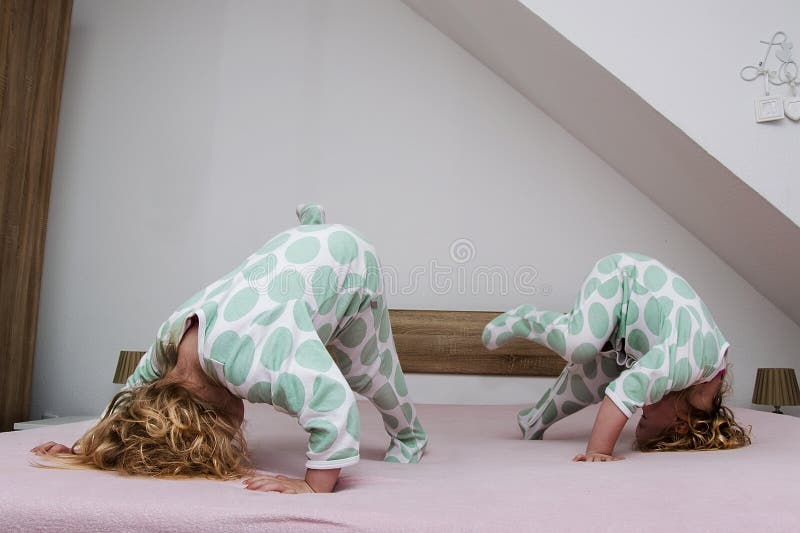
[572,452,624,462]
[30,441,73,455]
[242,474,315,494]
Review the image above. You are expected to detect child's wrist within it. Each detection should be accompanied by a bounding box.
[585,449,614,457]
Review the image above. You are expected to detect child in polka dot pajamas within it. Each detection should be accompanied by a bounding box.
[483,253,750,460]
[33,204,427,493]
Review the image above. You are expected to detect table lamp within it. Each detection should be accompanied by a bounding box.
[752,368,800,414]
[113,350,143,384]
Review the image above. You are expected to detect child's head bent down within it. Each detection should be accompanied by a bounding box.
[635,373,751,452]
[40,380,250,479]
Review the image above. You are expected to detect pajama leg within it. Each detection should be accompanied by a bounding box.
[517,356,624,439]
[483,262,630,438]
[483,266,628,366]
[328,294,428,463]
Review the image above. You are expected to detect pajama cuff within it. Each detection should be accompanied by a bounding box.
[605,390,634,419]
[305,455,360,470]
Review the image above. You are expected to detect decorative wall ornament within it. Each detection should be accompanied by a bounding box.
[740,31,798,123]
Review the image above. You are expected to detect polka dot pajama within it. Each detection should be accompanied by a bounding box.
[127,204,427,469]
[482,253,729,440]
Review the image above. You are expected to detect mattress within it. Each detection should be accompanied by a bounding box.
[1,402,797,532]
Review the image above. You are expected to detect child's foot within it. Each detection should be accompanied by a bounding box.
[482,304,535,349]
[518,407,548,440]
[383,434,427,463]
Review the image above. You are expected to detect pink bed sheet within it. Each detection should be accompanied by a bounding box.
[1,402,797,532]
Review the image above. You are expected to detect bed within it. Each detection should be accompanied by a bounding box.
[1,311,798,532]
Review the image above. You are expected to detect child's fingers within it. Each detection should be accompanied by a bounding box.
[592,454,623,462]
[244,479,288,492]
[30,441,55,453]
[242,475,277,485]
[31,442,69,455]
[573,453,624,462]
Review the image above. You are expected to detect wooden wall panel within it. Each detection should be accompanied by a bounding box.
[389,309,565,377]
[0,0,73,431]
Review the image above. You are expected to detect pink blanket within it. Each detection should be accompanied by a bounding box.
[1,402,797,532]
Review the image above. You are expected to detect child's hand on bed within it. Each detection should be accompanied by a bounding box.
[572,452,624,462]
[242,474,315,494]
[30,441,73,455]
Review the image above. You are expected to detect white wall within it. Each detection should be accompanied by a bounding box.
[32,0,800,421]
[522,0,800,225]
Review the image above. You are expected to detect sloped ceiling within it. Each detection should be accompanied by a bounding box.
[402,0,800,326]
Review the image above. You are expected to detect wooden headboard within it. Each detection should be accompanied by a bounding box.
[124,310,565,378]
[389,310,564,377]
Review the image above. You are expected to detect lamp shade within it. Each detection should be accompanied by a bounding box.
[113,350,144,384]
[752,368,800,407]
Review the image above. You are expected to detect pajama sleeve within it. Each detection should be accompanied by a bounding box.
[604,347,672,418]
[125,312,191,388]
[209,300,360,470]
[125,341,163,388]
[274,355,361,469]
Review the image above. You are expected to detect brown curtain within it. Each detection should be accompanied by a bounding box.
[0,0,73,432]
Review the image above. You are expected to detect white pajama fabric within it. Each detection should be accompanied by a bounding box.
[127,205,427,468]
[483,253,728,439]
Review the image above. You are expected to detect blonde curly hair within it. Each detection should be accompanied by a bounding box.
[37,380,250,479]
[637,381,751,452]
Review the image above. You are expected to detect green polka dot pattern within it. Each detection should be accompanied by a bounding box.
[675,308,692,347]
[252,303,287,327]
[346,374,372,393]
[260,327,293,371]
[672,277,696,299]
[328,231,358,264]
[627,329,650,355]
[568,311,583,335]
[223,336,255,386]
[293,301,315,332]
[547,329,566,355]
[482,253,728,439]
[573,343,598,364]
[360,336,379,365]
[346,404,360,440]
[644,297,662,336]
[588,303,609,339]
[272,373,305,415]
[328,345,352,374]
[394,370,408,396]
[295,340,332,372]
[364,251,380,293]
[224,288,259,322]
[317,323,333,344]
[570,375,593,403]
[125,215,426,468]
[201,301,218,335]
[643,265,667,292]
[309,375,347,412]
[243,254,277,281]
[373,383,400,410]
[598,277,619,299]
[247,381,272,403]
[306,418,338,453]
[339,318,366,348]
[622,372,648,403]
[267,270,305,303]
[285,237,321,264]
